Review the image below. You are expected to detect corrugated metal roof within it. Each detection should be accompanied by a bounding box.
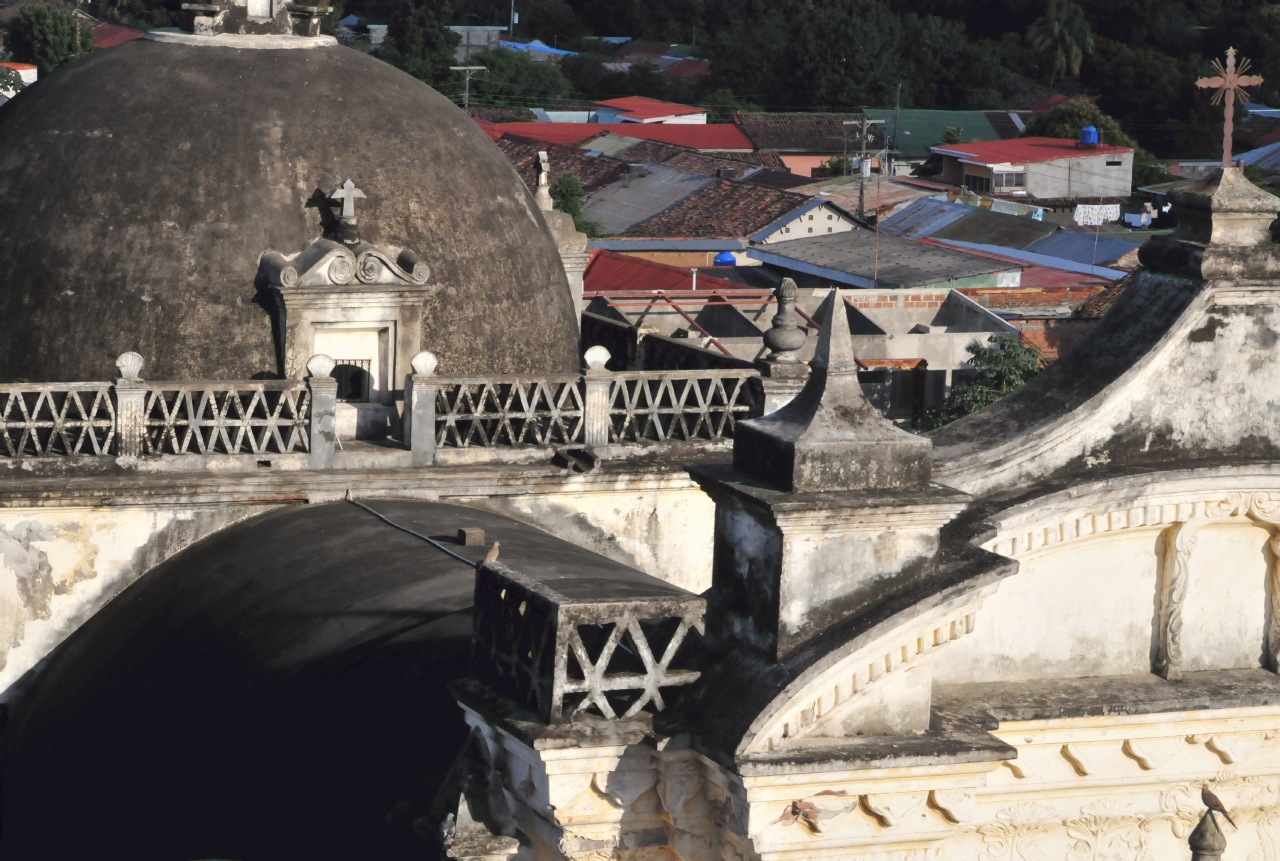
[864,109,1001,159]
[582,132,646,156]
[878,198,973,240]
[1239,140,1280,172]
[489,121,754,150]
[932,137,1131,166]
[748,229,1016,289]
[594,97,703,119]
[1026,231,1140,266]
[931,207,1059,249]
[583,165,715,234]
[935,240,1125,279]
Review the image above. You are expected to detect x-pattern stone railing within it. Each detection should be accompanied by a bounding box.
[433,375,585,448]
[471,558,705,723]
[0,348,761,467]
[0,383,116,457]
[140,382,312,456]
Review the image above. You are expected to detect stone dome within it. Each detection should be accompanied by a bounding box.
[0,37,579,381]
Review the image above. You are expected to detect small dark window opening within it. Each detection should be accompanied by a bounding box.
[964,174,992,194]
[332,359,373,403]
[1106,160,1123,166]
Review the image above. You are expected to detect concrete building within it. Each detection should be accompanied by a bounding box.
[449,24,505,61]
[5,12,1280,861]
[932,137,1133,201]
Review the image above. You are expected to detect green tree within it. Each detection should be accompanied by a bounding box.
[0,65,23,96]
[4,5,93,74]
[379,0,461,87]
[942,125,964,144]
[1026,0,1094,88]
[920,338,1042,429]
[1024,100,1171,187]
[623,58,668,100]
[464,45,571,108]
[699,87,755,123]
[549,172,605,236]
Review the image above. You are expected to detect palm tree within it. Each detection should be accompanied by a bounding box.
[1027,0,1095,88]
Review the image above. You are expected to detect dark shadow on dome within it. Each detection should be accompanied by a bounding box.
[0,40,579,381]
[0,500,578,861]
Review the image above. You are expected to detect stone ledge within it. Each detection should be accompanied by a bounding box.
[933,667,1280,724]
[144,31,337,48]
[736,731,1015,777]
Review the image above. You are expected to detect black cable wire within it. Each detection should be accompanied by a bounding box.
[345,493,479,568]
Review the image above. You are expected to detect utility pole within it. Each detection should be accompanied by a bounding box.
[892,82,902,176]
[843,117,884,220]
[509,0,515,36]
[450,66,485,108]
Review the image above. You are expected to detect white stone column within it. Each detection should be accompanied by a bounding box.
[113,351,147,458]
[404,350,438,467]
[582,346,611,448]
[306,354,337,470]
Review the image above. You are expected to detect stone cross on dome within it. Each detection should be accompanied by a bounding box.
[1197,48,1264,169]
[330,178,366,219]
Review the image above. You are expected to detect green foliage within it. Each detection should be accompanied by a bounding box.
[4,5,93,74]
[942,125,964,144]
[1023,100,1170,188]
[379,0,461,87]
[823,155,854,176]
[1026,0,1094,86]
[0,65,23,96]
[1244,164,1280,198]
[699,87,755,123]
[319,0,346,36]
[919,338,1042,429]
[550,172,585,217]
[462,45,571,107]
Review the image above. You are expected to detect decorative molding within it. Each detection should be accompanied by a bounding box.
[929,789,975,824]
[862,793,927,828]
[1061,742,1113,777]
[1121,737,1179,771]
[973,802,1057,861]
[1063,799,1148,861]
[750,604,982,753]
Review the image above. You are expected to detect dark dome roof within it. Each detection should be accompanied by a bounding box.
[0,39,579,381]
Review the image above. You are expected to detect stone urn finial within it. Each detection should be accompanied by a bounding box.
[115,351,145,382]
[306,353,336,378]
[411,351,438,376]
[1190,809,1227,861]
[762,278,807,363]
[584,345,611,374]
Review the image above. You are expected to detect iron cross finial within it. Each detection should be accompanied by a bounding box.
[330,178,367,219]
[1198,48,1264,169]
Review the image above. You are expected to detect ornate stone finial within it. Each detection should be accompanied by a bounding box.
[762,278,807,364]
[115,351,145,382]
[733,289,931,493]
[535,151,555,212]
[411,351,438,376]
[1190,810,1227,861]
[584,345,611,374]
[306,353,336,378]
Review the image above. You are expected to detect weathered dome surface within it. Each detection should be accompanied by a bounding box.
[0,39,578,381]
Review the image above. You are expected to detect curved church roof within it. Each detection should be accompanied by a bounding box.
[0,39,579,381]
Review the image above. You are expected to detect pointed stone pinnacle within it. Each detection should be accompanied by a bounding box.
[733,288,932,493]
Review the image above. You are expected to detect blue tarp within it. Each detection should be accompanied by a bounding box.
[877,198,972,240]
[1026,231,1139,266]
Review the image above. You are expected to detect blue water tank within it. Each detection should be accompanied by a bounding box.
[712,251,737,266]
[1079,125,1099,146]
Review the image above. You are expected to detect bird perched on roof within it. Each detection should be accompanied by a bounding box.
[1202,786,1237,829]
[481,541,500,568]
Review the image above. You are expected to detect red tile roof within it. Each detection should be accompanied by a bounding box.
[584,250,752,294]
[92,22,144,49]
[663,58,710,79]
[475,120,503,141]
[0,61,36,71]
[933,137,1131,166]
[496,138,626,195]
[609,139,764,177]
[627,180,808,239]
[595,96,704,120]
[486,121,754,150]
[734,112,886,153]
